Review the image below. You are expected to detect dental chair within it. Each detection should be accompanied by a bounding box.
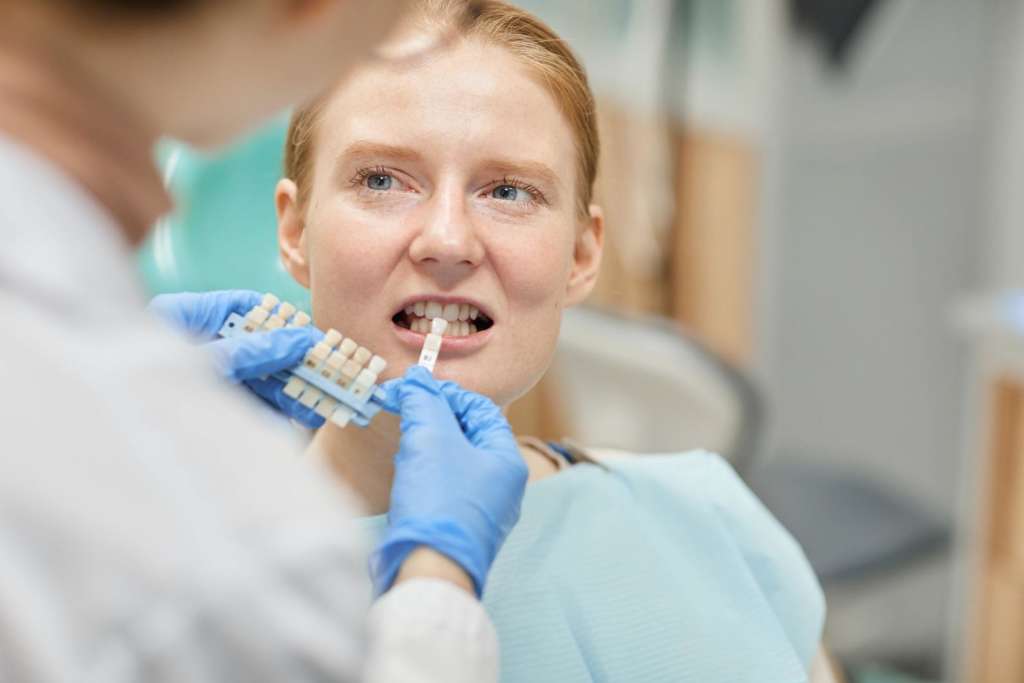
[140,115,307,305]
[549,306,761,474]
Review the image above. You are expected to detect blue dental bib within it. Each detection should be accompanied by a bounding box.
[363,451,824,683]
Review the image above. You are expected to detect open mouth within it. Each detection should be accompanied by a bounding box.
[392,299,495,337]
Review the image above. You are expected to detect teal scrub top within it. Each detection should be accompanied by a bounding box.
[363,450,825,683]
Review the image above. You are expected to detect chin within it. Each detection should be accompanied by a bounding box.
[430,364,488,393]
[416,363,516,407]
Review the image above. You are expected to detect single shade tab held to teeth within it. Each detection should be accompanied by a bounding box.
[417,318,448,373]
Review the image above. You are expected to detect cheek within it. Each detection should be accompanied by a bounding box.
[496,228,575,309]
[305,207,402,326]
[482,228,574,403]
[309,226,377,294]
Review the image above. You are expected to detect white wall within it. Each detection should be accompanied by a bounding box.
[984,0,1024,290]
[759,0,990,517]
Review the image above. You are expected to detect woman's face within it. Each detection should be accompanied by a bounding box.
[278,38,602,406]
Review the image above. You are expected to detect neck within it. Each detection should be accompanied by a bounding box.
[0,20,170,246]
[311,409,562,516]
[313,413,403,515]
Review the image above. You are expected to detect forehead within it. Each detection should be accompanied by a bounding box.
[314,39,577,179]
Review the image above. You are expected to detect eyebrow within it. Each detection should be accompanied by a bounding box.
[337,141,424,164]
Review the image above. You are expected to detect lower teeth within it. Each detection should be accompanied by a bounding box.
[406,317,477,336]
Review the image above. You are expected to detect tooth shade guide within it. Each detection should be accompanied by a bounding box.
[351,384,373,400]
[244,306,269,332]
[323,351,346,378]
[298,386,324,408]
[277,302,297,320]
[221,293,390,430]
[418,347,439,371]
[243,296,322,332]
[263,316,286,331]
[315,397,339,418]
[326,351,347,371]
[247,307,270,323]
[283,375,307,399]
[338,338,358,357]
[351,369,378,399]
[305,342,332,369]
[417,317,447,373]
[338,359,362,387]
[352,346,372,366]
[330,405,355,428]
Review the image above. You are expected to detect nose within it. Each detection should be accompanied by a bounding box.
[408,181,485,279]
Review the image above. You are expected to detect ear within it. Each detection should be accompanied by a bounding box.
[276,178,311,289]
[564,204,605,307]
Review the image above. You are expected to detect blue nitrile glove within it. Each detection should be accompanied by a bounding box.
[147,290,325,428]
[370,366,529,597]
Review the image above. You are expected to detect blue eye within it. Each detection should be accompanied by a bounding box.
[491,185,521,201]
[366,174,392,191]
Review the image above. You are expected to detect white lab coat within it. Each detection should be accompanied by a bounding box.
[0,136,498,682]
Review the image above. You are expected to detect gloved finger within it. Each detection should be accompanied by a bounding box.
[377,378,402,414]
[244,377,325,429]
[148,290,264,339]
[391,368,516,453]
[436,381,517,452]
[394,366,463,436]
[207,326,321,382]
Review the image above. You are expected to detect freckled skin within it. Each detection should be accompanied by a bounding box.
[280,39,599,408]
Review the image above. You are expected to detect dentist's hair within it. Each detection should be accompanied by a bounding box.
[283,0,599,216]
[46,0,201,15]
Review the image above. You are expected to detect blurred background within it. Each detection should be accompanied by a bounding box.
[139,1,1024,681]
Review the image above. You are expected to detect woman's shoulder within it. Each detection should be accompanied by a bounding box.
[554,446,827,669]
[568,445,746,497]
[581,445,721,466]
[550,447,812,584]
[575,448,769,514]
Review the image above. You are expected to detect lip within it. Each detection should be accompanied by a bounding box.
[392,319,495,355]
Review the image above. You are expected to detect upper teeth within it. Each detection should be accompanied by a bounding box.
[405,301,480,322]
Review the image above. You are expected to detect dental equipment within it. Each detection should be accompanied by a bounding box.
[219,293,389,429]
[417,317,447,373]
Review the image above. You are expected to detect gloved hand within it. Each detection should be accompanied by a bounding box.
[147,290,325,428]
[371,366,529,597]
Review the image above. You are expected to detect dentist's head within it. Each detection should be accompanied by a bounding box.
[0,0,411,147]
